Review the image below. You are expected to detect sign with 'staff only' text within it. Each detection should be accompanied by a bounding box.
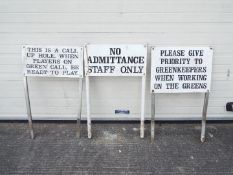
[23,45,83,78]
[151,47,213,93]
[85,44,147,76]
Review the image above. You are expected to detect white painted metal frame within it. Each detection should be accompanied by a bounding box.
[150,46,212,143]
[151,91,210,143]
[84,44,147,139]
[23,77,84,139]
[23,46,84,139]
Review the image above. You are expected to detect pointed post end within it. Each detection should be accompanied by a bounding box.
[76,132,80,139]
[30,131,34,139]
[140,131,144,139]
[88,133,92,139]
[151,138,155,144]
[201,136,205,143]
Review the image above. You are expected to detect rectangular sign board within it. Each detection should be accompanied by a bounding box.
[23,45,83,78]
[151,47,213,93]
[85,44,147,76]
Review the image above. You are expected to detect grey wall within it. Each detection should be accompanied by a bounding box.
[0,0,232,120]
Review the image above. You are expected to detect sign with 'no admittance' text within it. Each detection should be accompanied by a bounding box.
[23,45,83,78]
[85,44,147,76]
[151,47,213,93]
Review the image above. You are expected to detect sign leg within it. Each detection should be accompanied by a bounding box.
[201,90,209,142]
[140,76,146,138]
[151,93,155,143]
[85,76,91,138]
[23,76,34,139]
[76,79,83,138]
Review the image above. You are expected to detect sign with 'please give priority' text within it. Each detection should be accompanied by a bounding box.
[151,47,213,93]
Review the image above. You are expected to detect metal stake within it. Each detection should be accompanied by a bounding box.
[85,76,91,138]
[76,78,83,138]
[23,76,34,139]
[84,44,91,139]
[140,75,146,138]
[151,93,155,143]
[201,90,210,142]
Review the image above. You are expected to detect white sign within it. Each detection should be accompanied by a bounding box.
[23,45,83,78]
[151,47,213,93]
[85,44,147,76]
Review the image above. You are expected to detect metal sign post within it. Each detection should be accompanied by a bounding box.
[151,93,155,143]
[85,74,92,138]
[76,78,83,138]
[84,45,92,138]
[140,75,146,138]
[23,76,34,139]
[201,90,210,142]
[151,91,210,143]
[84,44,147,139]
[150,47,213,142]
[22,45,84,139]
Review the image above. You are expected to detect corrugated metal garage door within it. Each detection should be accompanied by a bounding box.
[0,0,232,120]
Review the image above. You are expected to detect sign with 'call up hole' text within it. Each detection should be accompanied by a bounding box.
[23,45,83,78]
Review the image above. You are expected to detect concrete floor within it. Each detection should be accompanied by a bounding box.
[0,121,232,174]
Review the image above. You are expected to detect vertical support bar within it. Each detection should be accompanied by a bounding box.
[140,75,146,138]
[23,76,34,139]
[84,44,91,139]
[85,76,91,138]
[201,90,210,142]
[76,78,83,138]
[151,93,155,143]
